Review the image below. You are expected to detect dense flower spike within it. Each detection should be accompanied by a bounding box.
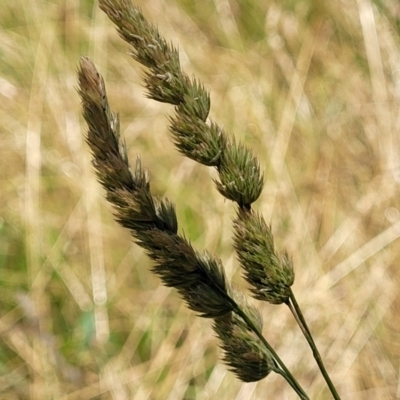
[233,210,294,304]
[99,0,206,108]
[78,57,233,319]
[169,114,227,167]
[215,140,264,207]
[214,304,275,382]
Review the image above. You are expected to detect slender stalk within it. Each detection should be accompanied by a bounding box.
[288,289,341,400]
[230,300,309,400]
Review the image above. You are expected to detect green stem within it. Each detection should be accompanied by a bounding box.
[231,300,310,400]
[288,289,341,400]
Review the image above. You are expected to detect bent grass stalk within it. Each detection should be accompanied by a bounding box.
[78,0,342,398]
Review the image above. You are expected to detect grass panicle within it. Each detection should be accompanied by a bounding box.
[79,0,345,398]
[78,57,233,320]
[233,209,295,305]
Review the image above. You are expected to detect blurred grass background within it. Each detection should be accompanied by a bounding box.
[1,0,400,398]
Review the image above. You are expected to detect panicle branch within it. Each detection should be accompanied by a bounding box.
[233,209,294,304]
[214,295,276,382]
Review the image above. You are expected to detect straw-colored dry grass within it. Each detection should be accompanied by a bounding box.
[1,0,400,398]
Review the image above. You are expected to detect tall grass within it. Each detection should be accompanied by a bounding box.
[1,0,400,398]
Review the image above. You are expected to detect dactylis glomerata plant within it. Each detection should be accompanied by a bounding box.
[77,1,341,398]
